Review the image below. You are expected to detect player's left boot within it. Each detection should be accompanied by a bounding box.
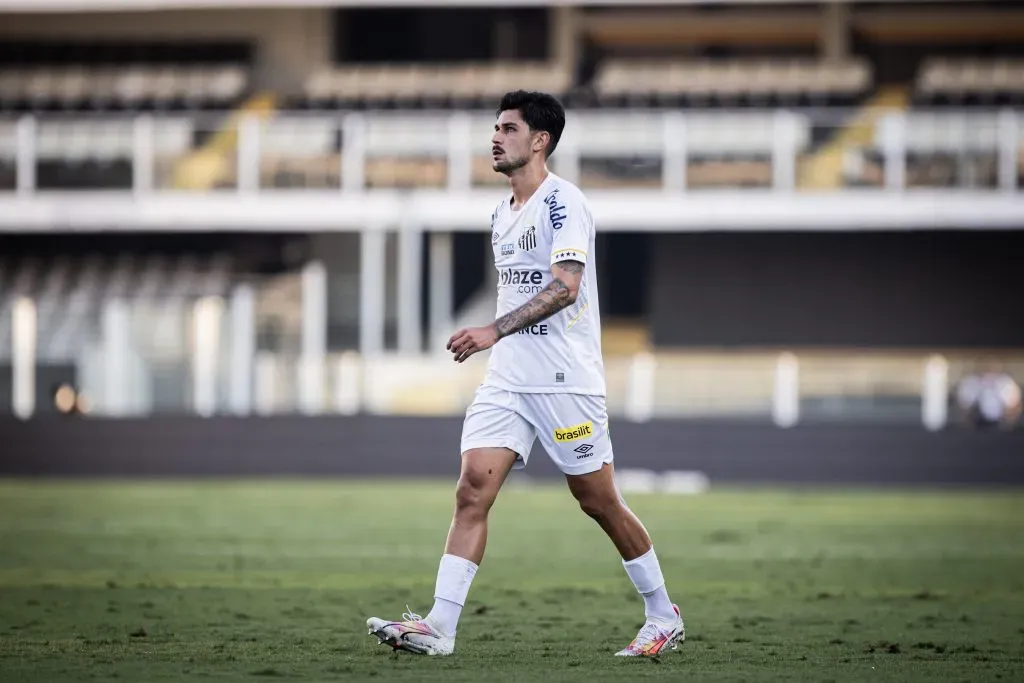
[614,604,685,657]
[366,607,454,656]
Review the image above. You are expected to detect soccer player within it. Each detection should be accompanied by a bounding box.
[367,90,683,657]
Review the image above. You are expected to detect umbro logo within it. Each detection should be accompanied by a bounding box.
[574,444,594,459]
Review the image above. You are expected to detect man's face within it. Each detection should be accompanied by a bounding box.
[491,109,544,174]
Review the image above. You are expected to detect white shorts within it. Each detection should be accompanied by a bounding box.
[460,384,614,476]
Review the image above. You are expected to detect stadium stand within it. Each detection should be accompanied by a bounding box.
[841,109,1024,189]
[32,117,198,190]
[233,108,811,191]
[3,45,1021,192]
[0,252,233,363]
[572,109,809,189]
[0,39,255,189]
[1,2,1023,425]
[589,58,873,108]
[257,115,342,189]
[291,57,871,111]
[0,64,248,112]
[914,57,1024,106]
[797,84,910,190]
[297,61,572,110]
[0,39,252,113]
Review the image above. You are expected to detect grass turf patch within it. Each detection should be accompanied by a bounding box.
[0,480,1022,682]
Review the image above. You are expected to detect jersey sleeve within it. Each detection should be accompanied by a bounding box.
[490,198,505,231]
[545,187,591,267]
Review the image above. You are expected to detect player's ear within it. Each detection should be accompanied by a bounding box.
[532,130,549,154]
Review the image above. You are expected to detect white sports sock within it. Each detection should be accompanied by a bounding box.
[425,554,478,637]
[622,547,677,625]
[425,597,462,637]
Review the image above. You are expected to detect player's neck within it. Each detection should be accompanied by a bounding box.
[507,162,549,210]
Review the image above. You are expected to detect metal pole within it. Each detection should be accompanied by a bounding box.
[192,296,223,418]
[662,110,687,193]
[359,227,386,356]
[102,299,131,417]
[772,352,800,428]
[132,115,154,194]
[998,108,1019,193]
[882,112,906,191]
[16,115,36,196]
[447,112,472,192]
[554,118,579,184]
[428,232,454,354]
[254,351,276,416]
[300,261,327,414]
[624,351,656,423]
[229,284,255,416]
[333,351,361,416]
[237,113,260,193]
[772,110,797,192]
[397,225,423,354]
[12,297,36,420]
[922,354,949,432]
[342,113,367,193]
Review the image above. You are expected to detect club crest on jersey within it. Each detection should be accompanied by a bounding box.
[518,225,537,252]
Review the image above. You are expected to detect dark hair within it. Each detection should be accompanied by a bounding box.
[497,90,565,158]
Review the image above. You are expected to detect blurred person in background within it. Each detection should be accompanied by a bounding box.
[955,365,1022,430]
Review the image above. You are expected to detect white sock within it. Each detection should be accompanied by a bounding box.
[425,554,478,637]
[622,547,677,625]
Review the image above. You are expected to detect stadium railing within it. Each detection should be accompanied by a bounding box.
[4,280,1024,431]
[1,107,1022,196]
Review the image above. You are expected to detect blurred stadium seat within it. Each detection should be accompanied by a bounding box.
[0,65,249,112]
[297,61,572,110]
[915,58,1024,106]
[590,58,872,108]
[0,251,232,363]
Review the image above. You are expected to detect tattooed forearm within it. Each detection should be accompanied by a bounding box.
[556,260,585,275]
[494,278,574,339]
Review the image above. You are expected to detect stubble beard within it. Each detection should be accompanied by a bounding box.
[493,154,529,175]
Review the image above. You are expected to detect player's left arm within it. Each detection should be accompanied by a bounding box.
[447,260,583,363]
[494,258,583,335]
[448,190,591,363]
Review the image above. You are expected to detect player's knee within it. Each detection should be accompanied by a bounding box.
[454,470,490,517]
[576,492,618,523]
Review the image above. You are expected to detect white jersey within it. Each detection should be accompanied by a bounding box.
[482,173,605,396]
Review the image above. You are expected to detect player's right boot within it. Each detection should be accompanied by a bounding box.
[614,604,685,657]
[366,607,455,656]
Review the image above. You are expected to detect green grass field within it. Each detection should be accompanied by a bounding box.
[0,479,1022,682]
